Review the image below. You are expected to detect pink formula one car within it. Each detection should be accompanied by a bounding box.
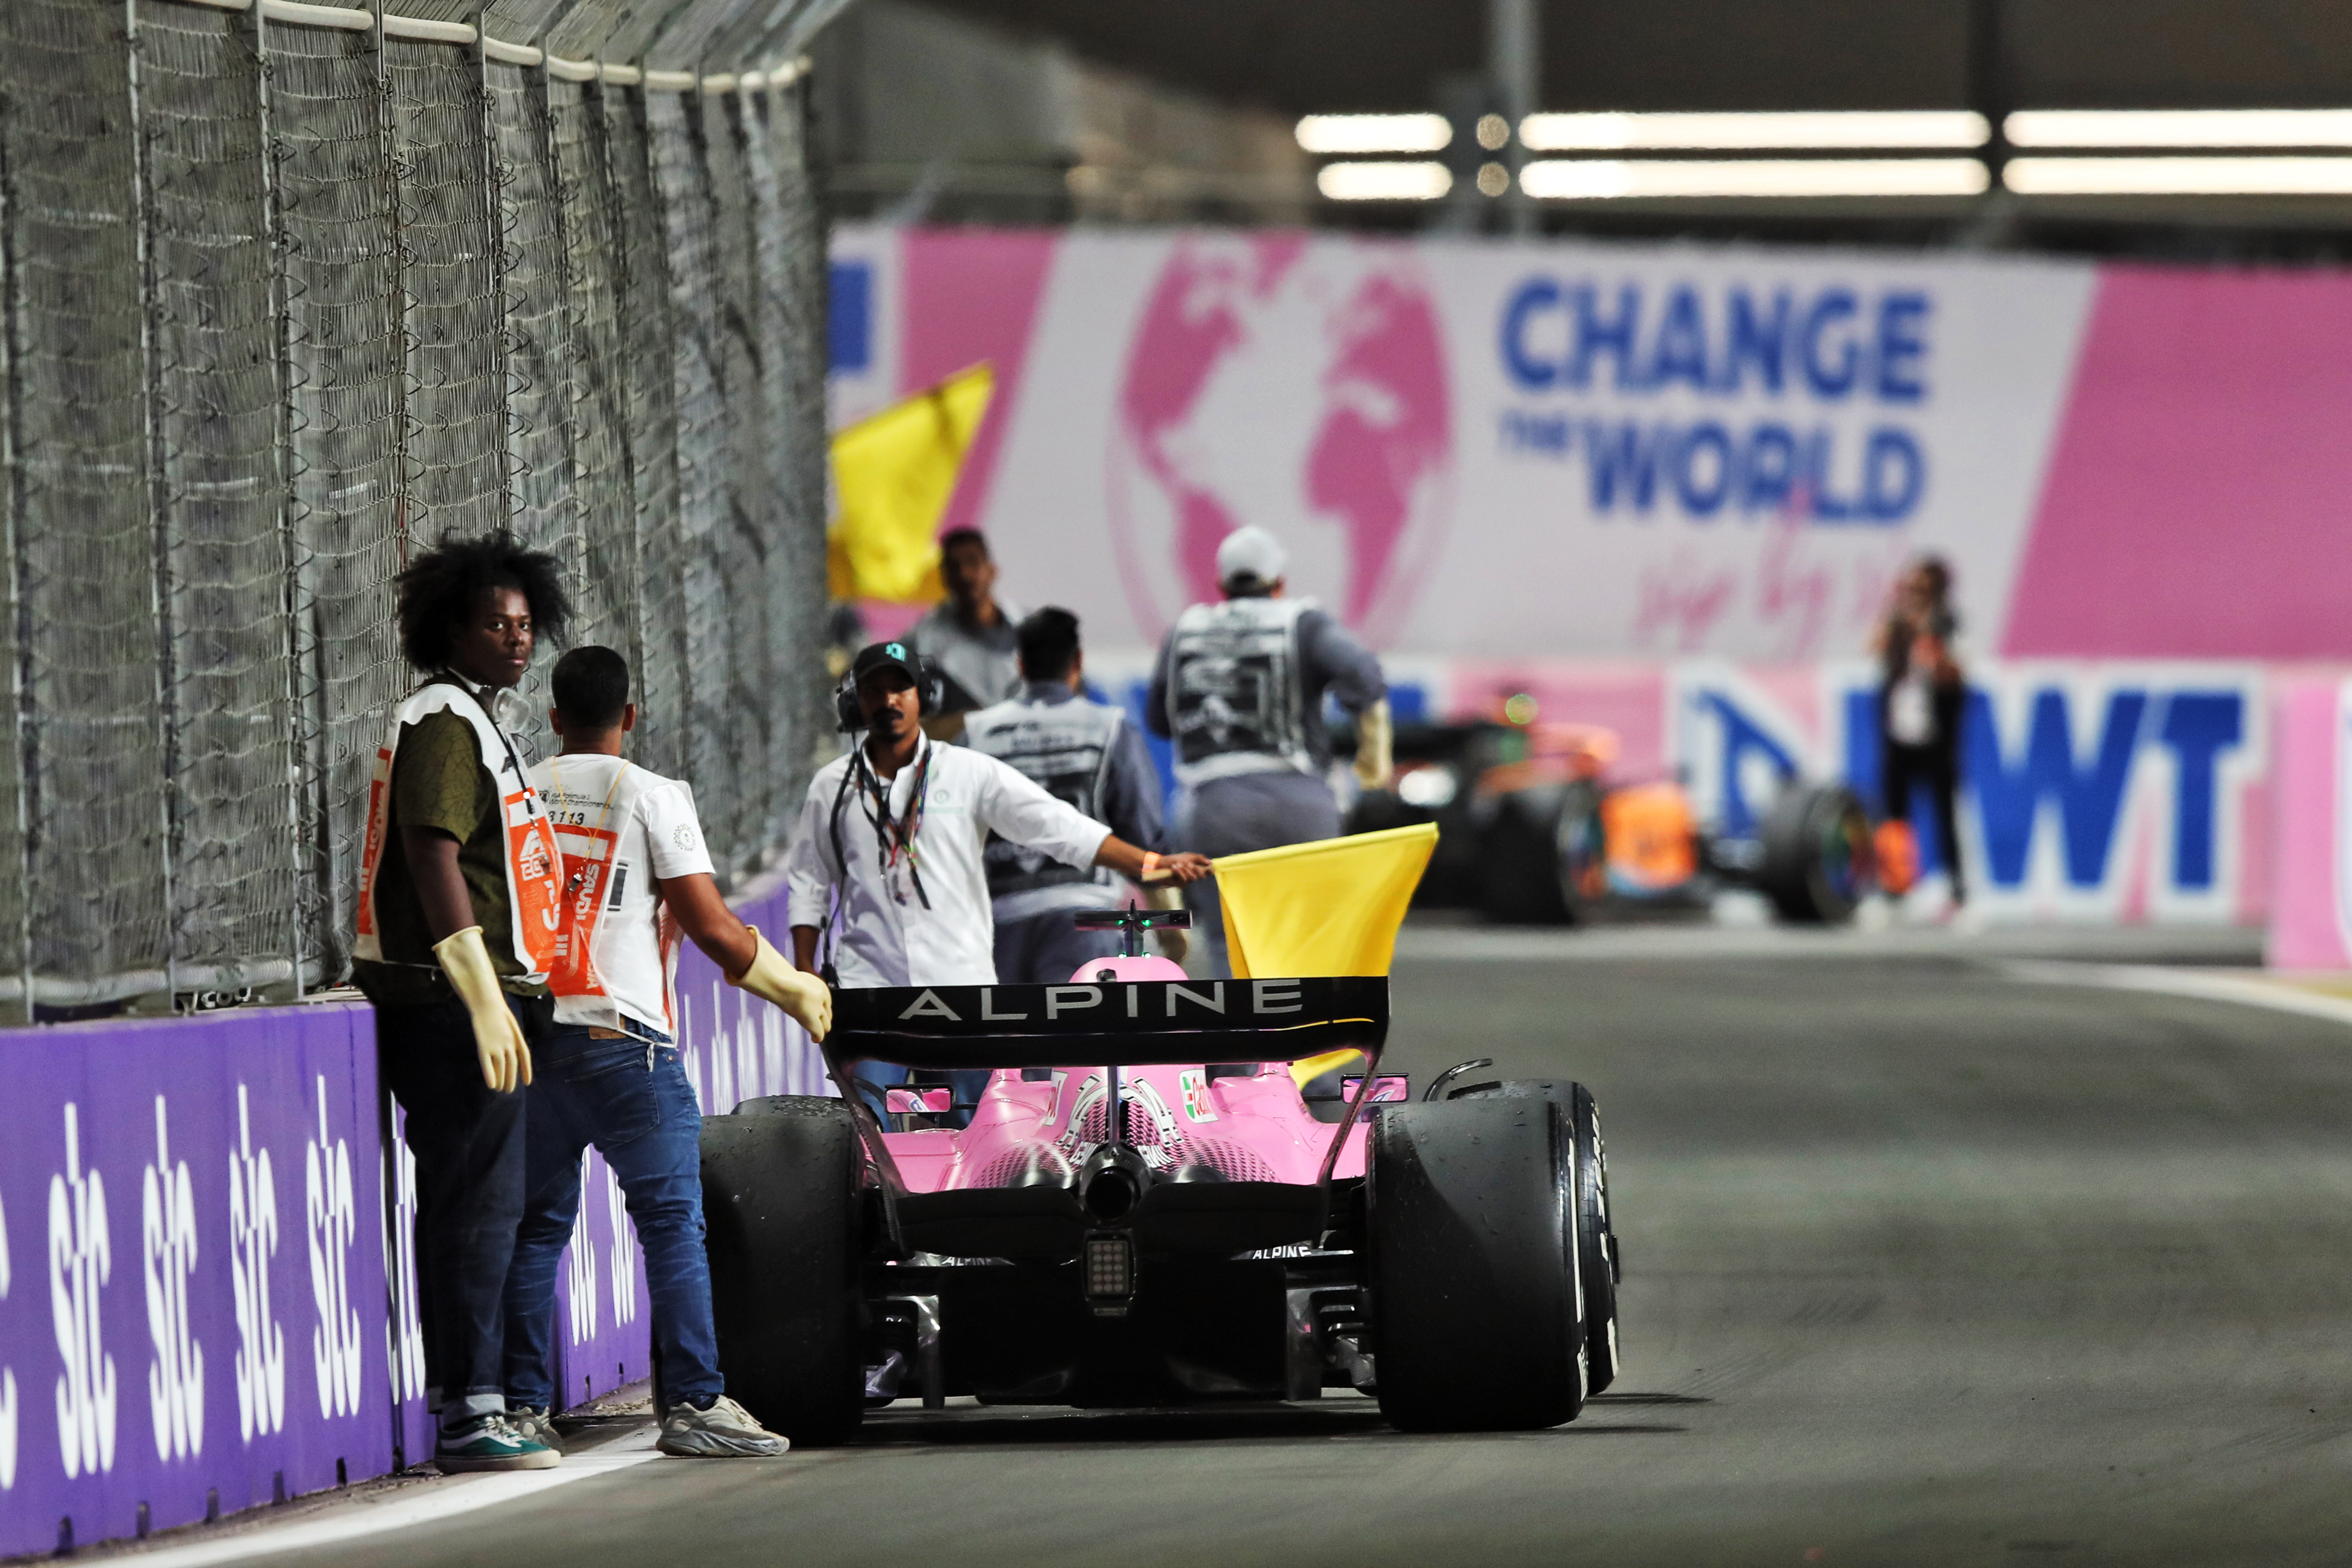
[698,908,1620,1444]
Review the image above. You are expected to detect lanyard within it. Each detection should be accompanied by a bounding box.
[550,754,631,904]
[851,740,934,910]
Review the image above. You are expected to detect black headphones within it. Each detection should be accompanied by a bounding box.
[834,648,946,732]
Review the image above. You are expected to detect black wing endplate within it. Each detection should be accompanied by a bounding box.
[826,976,1387,1071]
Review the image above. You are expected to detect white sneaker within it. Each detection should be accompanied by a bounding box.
[505,1406,564,1452]
[657,1394,790,1458]
[435,1413,561,1473]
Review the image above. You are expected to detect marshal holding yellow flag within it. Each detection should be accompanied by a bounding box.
[1206,822,1440,1087]
[827,361,995,602]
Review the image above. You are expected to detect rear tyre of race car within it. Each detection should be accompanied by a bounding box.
[701,1097,865,1446]
[1368,1098,1586,1431]
[1756,781,1875,924]
[1476,787,1577,925]
[1567,1083,1621,1395]
[1438,1078,1621,1396]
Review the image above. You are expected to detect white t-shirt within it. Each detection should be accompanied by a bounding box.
[1887,670,1935,745]
[527,753,715,1037]
[784,737,1112,989]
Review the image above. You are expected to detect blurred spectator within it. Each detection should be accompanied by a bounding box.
[825,600,869,683]
[910,527,1023,712]
[1873,556,1967,908]
[1148,526,1390,974]
[965,608,1176,986]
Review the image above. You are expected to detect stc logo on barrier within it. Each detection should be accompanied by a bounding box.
[1499,277,1930,526]
[306,1078,364,1421]
[607,1164,639,1330]
[567,1153,599,1347]
[383,1111,426,1410]
[228,1085,285,1443]
[50,1104,116,1480]
[1674,665,2262,917]
[143,1097,205,1462]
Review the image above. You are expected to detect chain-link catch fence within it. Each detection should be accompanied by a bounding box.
[0,4,833,1018]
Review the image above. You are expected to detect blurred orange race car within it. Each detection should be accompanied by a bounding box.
[1346,705,1877,925]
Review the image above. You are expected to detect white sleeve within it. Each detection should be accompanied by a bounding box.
[971,752,1112,870]
[640,782,716,880]
[785,769,845,923]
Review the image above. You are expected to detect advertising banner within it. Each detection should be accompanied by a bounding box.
[830,226,2352,668]
[2265,677,2352,967]
[0,1006,392,1557]
[1662,659,2268,925]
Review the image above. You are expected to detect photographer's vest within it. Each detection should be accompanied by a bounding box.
[1164,596,1316,786]
[352,679,561,985]
[964,695,1124,900]
[530,757,683,1036]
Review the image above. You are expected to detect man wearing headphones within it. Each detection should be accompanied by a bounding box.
[786,640,1211,1107]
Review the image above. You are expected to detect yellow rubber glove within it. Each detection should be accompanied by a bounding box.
[728,926,833,1041]
[432,925,533,1093]
[1353,698,1393,792]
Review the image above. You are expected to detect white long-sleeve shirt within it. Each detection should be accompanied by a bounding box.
[785,737,1112,988]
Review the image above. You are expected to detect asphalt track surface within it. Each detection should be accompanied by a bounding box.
[248,943,2352,1567]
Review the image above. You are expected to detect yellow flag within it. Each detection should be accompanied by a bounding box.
[1210,824,1437,1086]
[827,363,994,602]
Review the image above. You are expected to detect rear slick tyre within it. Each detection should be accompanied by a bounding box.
[1568,1083,1620,1395]
[701,1096,865,1446]
[1441,1078,1621,1396]
[1369,1098,1586,1432]
[1757,782,1874,924]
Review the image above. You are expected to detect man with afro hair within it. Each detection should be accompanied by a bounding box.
[352,529,573,1473]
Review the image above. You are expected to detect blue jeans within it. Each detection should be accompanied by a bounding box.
[502,1026,721,1411]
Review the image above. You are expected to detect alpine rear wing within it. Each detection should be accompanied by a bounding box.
[823,977,1388,1071]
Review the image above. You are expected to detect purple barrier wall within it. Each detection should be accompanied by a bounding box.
[0,872,840,1554]
[671,874,835,1113]
[0,1004,395,1556]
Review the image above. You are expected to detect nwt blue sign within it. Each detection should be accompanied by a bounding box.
[1498,276,1932,527]
[1671,663,2264,921]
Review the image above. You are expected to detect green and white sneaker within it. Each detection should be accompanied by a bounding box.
[435,1413,561,1473]
[504,1406,564,1453]
[656,1395,790,1458]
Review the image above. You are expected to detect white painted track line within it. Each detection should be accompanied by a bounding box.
[111,1428,661,1568]
[2003,960,2352,1029]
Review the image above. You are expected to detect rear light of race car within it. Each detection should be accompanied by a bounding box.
[1084,1231,1135,1317]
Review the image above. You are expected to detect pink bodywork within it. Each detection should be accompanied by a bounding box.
[877,954,1396,1194]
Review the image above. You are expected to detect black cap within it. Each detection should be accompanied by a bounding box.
[851,639,921,688]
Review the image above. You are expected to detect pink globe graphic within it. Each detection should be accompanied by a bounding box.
[1106,235,1453,643]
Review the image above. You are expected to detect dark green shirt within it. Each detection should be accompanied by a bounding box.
[351,707,545,1006]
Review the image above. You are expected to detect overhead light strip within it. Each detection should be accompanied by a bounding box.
[1521,110,1988,151]
[2006,109,2352,148]
[1317,161,1454,201]
[1295,114,1453,155]
[1521,158,1989,199]
[2004,156,2352,195]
